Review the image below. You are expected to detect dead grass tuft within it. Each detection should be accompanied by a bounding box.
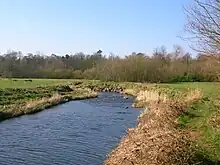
[133,90,168,108]
[123,89,139,96]
[25,93,62,110]
[137,90,167,103]
[185,89,202,103]
[123,84,154,97]
[210,115,220,130]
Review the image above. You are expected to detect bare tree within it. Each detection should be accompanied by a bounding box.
[184,0,220,55]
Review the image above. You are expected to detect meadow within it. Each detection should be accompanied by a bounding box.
[0,78,77,88]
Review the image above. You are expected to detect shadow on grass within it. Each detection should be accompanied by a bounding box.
[192,154,220,165]
[0,111,13,121]
[182,111,201,118]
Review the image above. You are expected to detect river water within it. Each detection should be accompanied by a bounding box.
[0,92,141,165]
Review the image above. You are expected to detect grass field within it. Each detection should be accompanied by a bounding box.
[0,78,75,88]
[157,82,220,162]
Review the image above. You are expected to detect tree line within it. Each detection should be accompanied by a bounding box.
[0,45,219,83]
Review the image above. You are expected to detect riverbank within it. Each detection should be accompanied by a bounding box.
[0,79,149,122]
[105,83,220,165]
[1,79,220,164]
[0,79,137,122]
[0,79,97,121]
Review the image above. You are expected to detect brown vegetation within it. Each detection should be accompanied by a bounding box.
[1,46,220,83]
[104,88,202,165]
[210,115,220,130]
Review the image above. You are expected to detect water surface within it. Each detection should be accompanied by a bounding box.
[0,92,141,165]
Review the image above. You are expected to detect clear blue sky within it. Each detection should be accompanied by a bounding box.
[0,0,193,56]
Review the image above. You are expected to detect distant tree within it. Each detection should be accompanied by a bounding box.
[0,47,219,82]
[65,54,70,59]
[153,46,167,59]
[136,52,145,56]
[97,50,103,55]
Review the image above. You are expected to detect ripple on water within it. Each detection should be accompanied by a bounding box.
[0,92,141,165]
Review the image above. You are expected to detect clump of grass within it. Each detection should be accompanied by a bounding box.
[123,89,138,96]
[137,90,167,103]
[210,115,220,130]
[185,89,202,102]
[124,83,154,94]
[130,88,168,108]
[25,93,62,111]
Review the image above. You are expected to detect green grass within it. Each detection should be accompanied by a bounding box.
[0,78,77,106]
[158,82,220,162]
[0,85,75,105]
[0,78,75,88]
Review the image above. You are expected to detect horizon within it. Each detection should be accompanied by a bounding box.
[0,0,194,56]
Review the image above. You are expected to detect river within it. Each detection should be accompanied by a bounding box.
[0,92,141,165]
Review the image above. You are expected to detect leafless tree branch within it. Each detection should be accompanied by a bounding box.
[184,0,220,55]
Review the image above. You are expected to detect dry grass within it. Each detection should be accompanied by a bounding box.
[123,84,154,97]
[123,89,138,96]
[136,90,167,103]
[130,89,168,108]
[25,93,62,110]
[104,89,202,165]
[185,89,202,103]
[210,115,220,130]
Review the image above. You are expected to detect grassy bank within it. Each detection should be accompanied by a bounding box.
[158,82,220,162]
[0,79,97,121]
[105,82,220,165]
